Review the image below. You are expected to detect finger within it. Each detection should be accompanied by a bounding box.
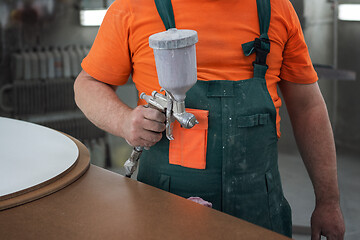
[324,235,337,240]
[143,107,166,123]
[142,131,162,143]
[142,118,166,133]
[311,228,321,240]
[128,132,162,147]
[139,132,163,147]
[325,233,344,240]
[127,138,152,148]
[125,139,132,146]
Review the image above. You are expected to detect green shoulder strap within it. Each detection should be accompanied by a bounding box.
[242,0,271,78]
[154,0,176,30]
[257,0,271,39]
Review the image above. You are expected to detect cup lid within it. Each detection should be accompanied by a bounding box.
[149,28,198,50]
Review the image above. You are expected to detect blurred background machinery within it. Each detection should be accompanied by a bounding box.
[0,0,137,169]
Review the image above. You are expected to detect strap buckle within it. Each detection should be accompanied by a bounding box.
[252,37,270,67]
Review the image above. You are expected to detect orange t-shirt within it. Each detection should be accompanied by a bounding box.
[81,0,318,137]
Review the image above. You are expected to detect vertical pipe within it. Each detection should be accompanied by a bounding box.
[332,0,339,132]
[0,27,4,65]
[0,3,8,66]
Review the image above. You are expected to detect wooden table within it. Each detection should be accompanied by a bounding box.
[0,118,291,239]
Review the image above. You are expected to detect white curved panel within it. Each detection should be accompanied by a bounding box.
[0,117,79,197]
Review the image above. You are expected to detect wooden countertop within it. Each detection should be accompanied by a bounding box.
[0,164,291,239]
[0,117,291,239]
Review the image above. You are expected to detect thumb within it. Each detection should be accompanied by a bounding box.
[311,225,321,240]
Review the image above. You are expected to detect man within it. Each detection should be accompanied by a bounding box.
[74,0,345,238]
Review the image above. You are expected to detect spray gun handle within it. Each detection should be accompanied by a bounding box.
[140,91,175,139]
[124,91,199,177]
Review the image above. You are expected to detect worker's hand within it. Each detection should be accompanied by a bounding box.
[121,105,166,147]
[311,201,345,240]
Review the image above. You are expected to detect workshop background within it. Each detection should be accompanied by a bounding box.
[0,0,358,239]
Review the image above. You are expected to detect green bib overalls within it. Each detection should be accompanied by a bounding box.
[137,0,292,237]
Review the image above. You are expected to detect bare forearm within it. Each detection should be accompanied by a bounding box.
[290,101,339,204]
[74,70,132,137]
[74,70,165,147]
[280,81,344,239]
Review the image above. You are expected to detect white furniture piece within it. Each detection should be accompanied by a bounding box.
[0,117,79,198]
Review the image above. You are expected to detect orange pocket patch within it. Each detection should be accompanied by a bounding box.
[169,109,209,169]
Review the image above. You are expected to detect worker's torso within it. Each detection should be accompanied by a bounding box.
[137,0,292,237]
[116,0,301,137]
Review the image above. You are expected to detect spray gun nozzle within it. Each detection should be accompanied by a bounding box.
[187,118,199,128]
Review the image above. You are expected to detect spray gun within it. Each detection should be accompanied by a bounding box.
[124,28,199,178]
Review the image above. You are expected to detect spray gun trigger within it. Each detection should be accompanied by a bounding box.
[165,98,175,140]
[166,127,175,140]
[166,119,175,140]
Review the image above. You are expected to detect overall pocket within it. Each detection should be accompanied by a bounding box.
[233,112,278,172]
[169,109,209,169]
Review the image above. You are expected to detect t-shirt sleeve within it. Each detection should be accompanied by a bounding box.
[81,0,133,86]
[279,1,318,84]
